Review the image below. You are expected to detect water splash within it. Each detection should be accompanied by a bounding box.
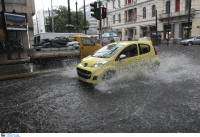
[95,51,200,91]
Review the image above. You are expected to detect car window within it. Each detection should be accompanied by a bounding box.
[116,44,138,60]
[196,36,200,39]
[81,38,94,46]
[138,44,150,55]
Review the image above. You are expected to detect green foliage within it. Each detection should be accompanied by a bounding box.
[45,5,90,33]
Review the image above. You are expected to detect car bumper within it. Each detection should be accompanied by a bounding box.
[77,63,105,84]
[180,41,187,45]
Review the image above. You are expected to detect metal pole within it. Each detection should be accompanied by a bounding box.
[156,10,157,47]
[167,0,170,46]
[1,0,11,60]
[83,0,86,34]
[99,1,102,47]
[76,1,78,26]
[187,0,192,39]
[68,0,71,32]
[51,0,54,32]
[36,14,39,34]
[42,0,45,32]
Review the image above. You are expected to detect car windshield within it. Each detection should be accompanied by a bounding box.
[138,38,150,41]
[91,44,124,58]
[189,37,195,39]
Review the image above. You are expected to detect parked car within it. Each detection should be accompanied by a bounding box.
[102,37,120,46]
[138,37,153,45]
[77,41,160,84]
[88,35,99,44]
[181,35,200,46]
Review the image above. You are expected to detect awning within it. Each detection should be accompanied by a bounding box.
[148,30,170,33]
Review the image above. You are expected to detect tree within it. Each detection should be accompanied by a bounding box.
[45,5,90,33]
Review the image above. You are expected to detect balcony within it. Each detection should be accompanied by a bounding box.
[159,8,195,20]
[125,0,137,6]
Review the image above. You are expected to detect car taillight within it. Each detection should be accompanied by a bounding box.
[153,46,157,55]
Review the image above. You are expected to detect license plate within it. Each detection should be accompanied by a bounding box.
[79,76,86,82]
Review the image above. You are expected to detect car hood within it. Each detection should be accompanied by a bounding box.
[183,38,194,41]
[81,56,108,67]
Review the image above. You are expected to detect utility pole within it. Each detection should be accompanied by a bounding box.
[1,0,11,60]
[83,0,87,34]
[75,1,78,26]
[187,0,192,39]
[51,0,54,33]
[99,0,102,47]
[68,0,71,32]
[36,14,39,34]
[167,0,170,46]
[42,0,45,32]
[156,10,157,47]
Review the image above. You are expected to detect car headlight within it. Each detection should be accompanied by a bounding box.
[91,61,108,67]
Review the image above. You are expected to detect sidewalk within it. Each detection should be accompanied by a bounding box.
[0,50,30,65]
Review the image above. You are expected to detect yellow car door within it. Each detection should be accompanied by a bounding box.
[114,44,140,73]
[80,37,100,58]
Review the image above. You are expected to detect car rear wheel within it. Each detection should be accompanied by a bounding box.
[102,70,116,81]
[188,42,192,46]
[151,62,160,72]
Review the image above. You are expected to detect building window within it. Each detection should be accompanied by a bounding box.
[118,0,120,7]
[113,1,115,9]
[175,0,180,12]
[133,8,137,20]
[128,10,133,21]
[118,14,121,23]
[185,0,189,10]
[166,1,170,13]
[143,7,146,19]
[113,15,115,24]
[128,0,131,4]
[125,30,127,36]
[152,5,156,17]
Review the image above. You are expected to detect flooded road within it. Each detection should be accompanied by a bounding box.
[0,45,200,133]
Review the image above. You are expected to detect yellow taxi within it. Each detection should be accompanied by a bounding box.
[138,37,153,45]
[76,41,160,84]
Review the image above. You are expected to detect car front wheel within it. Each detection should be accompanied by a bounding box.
[102,70,116,82]
[187,42,192,46]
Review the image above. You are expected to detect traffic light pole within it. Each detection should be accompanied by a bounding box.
[99,1,102,47]
[1,0,11,60]
[187,0,191,39]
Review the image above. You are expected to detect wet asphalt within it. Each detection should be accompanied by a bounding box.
[0,45,200,133]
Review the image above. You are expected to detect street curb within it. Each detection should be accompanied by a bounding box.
[0,59,30,66]
[0,68,67,81]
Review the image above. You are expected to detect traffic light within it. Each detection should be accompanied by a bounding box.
[46,24,52,32]
[90,1,100,20]
[55,28,57,32]
[102,7,107,19]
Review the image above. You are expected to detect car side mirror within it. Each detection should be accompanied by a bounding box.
[93,42,95,46]
[119,54,126,60]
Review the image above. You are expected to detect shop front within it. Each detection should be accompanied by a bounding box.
[0,12,27,60]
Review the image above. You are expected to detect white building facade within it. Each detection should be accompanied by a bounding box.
[34,10,53,34]
[100,0,200,44]
[80,4,98,35]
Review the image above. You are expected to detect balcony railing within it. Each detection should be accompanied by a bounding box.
[159,8,195,19]
[125,0,137,6]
